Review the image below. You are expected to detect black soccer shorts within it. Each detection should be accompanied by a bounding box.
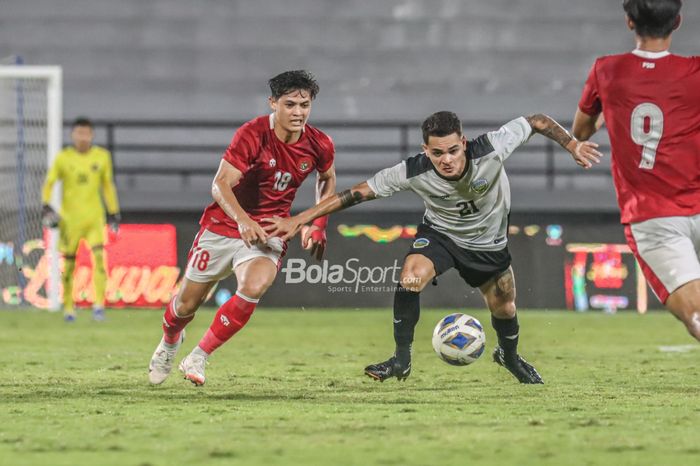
[406,223,511,288]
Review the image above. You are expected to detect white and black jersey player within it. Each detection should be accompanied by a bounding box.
[264,111,602,384]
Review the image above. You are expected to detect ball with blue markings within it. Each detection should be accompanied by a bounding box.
[432,313,486,366]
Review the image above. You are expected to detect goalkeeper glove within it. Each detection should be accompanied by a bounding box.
[107,213,121,234]
[41,204,60,228]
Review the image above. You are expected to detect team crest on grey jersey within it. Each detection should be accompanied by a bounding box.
[471,178,489,194]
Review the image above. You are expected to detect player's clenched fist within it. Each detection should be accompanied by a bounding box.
[301,224,326,261]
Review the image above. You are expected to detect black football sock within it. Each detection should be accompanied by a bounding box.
[393,285,420,365]
[491,315,519,358]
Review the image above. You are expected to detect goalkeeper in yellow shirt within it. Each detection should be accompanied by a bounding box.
[42,117,121,322]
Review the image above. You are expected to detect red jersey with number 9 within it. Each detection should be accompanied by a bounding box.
[200,114,335,238]
[579,50,700,224]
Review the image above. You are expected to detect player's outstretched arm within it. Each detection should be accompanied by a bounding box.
[525,113,603,169]
[211,159,268,248]
[263,182,376,241]
[301,165,337,260]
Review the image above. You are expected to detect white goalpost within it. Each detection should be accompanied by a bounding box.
[0,65,62,310]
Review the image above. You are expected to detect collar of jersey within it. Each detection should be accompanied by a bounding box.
[429,155,470,182]
[631,49,670,59]
[269,113,305,132]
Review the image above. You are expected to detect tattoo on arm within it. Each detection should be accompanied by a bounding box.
[338,189,364,208]
[526,114,573,149]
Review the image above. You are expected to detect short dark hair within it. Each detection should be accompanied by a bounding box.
[268,70,319,100]
[72,117,93,129]
[421,111,462,144]
[623,0,682,38]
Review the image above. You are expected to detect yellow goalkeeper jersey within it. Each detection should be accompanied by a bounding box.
[42,145,120,224]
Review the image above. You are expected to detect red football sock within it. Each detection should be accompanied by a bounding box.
[162,298,194,345]
[198,291,259,354]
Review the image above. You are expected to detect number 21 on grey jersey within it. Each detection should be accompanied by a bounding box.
[366,117,533,251]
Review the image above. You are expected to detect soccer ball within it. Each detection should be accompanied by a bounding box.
[432,313,486,366]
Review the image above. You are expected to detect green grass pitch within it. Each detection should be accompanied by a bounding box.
[0,308,698,466]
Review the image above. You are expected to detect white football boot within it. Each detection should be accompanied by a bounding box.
[148,331,185,385]
[179,349,207,386]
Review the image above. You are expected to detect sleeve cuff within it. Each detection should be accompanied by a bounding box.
[365,178,381,197]
[578,105,601,116]
[317,160,333,173]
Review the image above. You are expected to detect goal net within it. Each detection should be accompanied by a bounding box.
[0,65,62,310]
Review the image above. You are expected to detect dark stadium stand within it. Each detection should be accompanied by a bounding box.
[3,0,698,211]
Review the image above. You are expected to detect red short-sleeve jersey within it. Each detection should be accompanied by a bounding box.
[200,114,335,237]
[579,50,700,224]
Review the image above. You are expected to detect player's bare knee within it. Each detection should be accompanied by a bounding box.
[399,274,421,291]
[490,300,516,319]
[175,295,200,316]
[400,269,429,292]
[237,285,267,300]
[668,287,700,340]
[684,311,700,341]
[238,279,273,300]
[175,288,208,316]
[502,301,517,318]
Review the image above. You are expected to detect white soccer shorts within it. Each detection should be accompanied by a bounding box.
[184,228,286,283]
[624,214,700,303]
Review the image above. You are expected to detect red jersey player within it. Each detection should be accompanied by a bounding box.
[573,0,700,341]
[148,70,336,385]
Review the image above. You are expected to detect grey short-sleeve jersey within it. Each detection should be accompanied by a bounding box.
[366,117,533,251]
